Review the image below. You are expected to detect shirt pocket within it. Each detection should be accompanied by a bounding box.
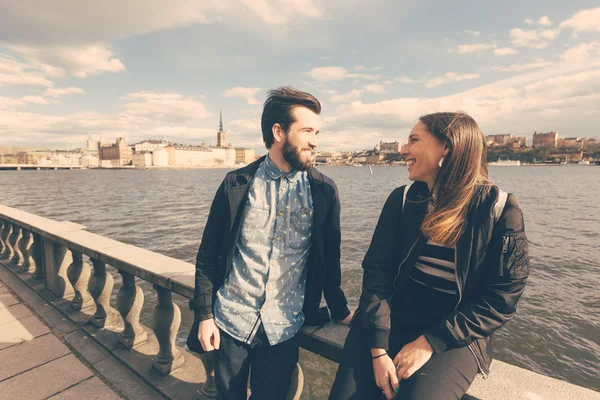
[289,207,313,250]
[499,231,529,280]
[241,204,271,245]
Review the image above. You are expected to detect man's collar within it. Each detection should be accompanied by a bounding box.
[264,155,301,182]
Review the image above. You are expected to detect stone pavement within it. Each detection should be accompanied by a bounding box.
[0,265,165,400]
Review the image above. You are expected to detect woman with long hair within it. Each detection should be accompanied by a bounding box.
[329,112,529,399]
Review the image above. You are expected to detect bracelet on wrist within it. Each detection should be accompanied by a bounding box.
[371,352,387,360]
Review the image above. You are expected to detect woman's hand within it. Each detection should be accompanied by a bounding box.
[393,335,434,381]
[371,349,399,399]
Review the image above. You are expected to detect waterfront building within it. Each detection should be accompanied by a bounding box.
[16,152,37,165]
[152,148,169,167]
[378,141,402,153]
[548,149,583,162]
[132,140,169,152]
[217,110,226,148]
[487,134,527,148]
[235,148,255,164]
[366,153,384,164]
[557,137,584,149]
[532,131,558,148]
[132,152,153,167]
[167,144,236,167]
[87,135,96,151]
[80,153,99,168]
[98,137,133,167]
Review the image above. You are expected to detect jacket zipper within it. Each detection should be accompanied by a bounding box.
[499,236,509,276]
[467,343,489,378]
[453,246,461,312]
[392,236,420,289]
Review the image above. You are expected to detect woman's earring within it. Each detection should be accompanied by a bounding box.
[438,157,444,168]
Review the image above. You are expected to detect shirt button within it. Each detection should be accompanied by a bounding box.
[280,186,285,191]
[270,260,276,266]
[279,211,283,216]
[275,235,279,241]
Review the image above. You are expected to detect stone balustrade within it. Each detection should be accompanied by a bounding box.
[1,204,598,400]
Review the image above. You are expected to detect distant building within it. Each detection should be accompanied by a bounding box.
[132,152,153,167]
[548,149,583,162]
[87,135,96,151]
[557,137,584,149]
[532,131,558,148]
[98,137,133,167]
[16,152,36,165]
[379,141,402,153]
[235,148,255,165]
[366,154,384,164]
[80,153,99,168]
[132,140,169,152]
[584,138,598,150]
[217,110,227,148]
[487,134,527,148]
[167,144,236,167]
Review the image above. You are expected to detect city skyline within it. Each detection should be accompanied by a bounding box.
[0,2,598,153]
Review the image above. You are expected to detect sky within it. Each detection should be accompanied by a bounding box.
[0,1,598,154]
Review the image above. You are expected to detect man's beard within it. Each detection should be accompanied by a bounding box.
[282,135,312,171]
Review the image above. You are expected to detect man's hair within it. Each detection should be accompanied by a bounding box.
[261,87,321,149]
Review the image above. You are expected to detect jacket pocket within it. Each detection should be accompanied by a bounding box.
[499,232,529,280]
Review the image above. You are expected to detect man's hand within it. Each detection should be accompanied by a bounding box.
[372,349,399,399]
[337,310,354,326]
[393,335,434,381]
[198,318,221,352]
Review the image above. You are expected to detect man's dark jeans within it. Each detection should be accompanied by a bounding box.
[215,324,299,400]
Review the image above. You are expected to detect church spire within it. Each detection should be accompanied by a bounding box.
[219,109,224,132]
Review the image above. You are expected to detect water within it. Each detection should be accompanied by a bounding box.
[1,165,599,395]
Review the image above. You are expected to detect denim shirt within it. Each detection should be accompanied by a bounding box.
[214,155,313,345]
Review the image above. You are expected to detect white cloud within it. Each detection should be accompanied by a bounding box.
[463,30,481,36]
[395,76,414,84]
[560,41,600,63]
[559,7,600,34]
[0,57,54,87]
[425,72,480,88]
[0,95,49,109]
[510,28,551,49]
[539,29,559,40]
[120,92,212,123]
[223,87,263,105]
[329,89,362,103]
[495,48,517,56]
[9,44,125,78]
[307,66,380,82]
[364,83,385,94]
[452,43,496,54]
[0,0,330,47]
[44,87,86,98]
[327,49,600,150]
[537,16,552,26]
[524,18,535,25]
[483,59,554,72]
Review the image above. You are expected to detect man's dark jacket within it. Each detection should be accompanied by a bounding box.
[359,181,529,375]
[190,156,351,326]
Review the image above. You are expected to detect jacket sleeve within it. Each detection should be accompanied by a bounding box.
[322,179,351,321]
[423,194,529,353]
[189,179,228,322]
[360,186,406,350]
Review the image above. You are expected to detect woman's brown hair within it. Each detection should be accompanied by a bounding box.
[419,112,492,246]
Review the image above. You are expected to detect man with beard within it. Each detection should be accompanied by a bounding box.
[189,87,353,399]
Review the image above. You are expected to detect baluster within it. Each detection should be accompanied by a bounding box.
[19,229,35,273]
[8,225,23,267]
[31,233,45,281]
[8,224,21,264]
[66,250,95,313]
[0,221,11,259]
[0,221,5,255]
[89,258,119,328]
[116,271,147,348]
[199,353,217,398]
[151,285,185,375]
